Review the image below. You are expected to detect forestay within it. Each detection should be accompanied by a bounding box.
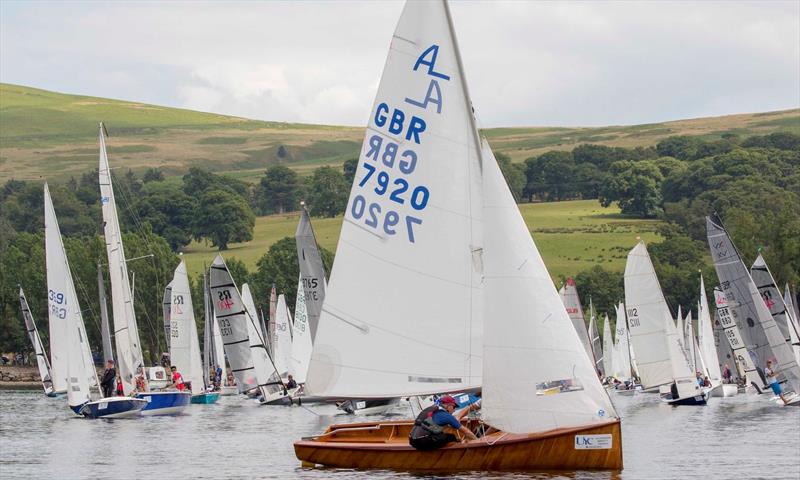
[482,141,616,433]
[273,294,293,377]
[295,206,327,342]
[559,279,594,364]
[706,217,800,396]
[170,261,205,395]
[306,0,483,398]
[751,254,796,344]
[697,276,722,383]
[98,125,144,394]
[242,284,284,397]
[290,277,313,383]
[209,255,260,394]
[19,287,55,395]
[44,184,99,408]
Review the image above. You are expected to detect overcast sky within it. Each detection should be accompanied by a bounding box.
[1,1,798,127]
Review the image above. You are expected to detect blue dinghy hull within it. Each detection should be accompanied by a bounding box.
[72,397,148,419]
[137,391,192,415]
[191,392,220,404]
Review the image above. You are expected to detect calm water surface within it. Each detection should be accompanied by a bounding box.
[1,390,798,479]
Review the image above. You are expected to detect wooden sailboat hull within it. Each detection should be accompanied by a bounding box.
[294,419,622,471]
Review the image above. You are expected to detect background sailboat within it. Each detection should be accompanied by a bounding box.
[18,287,56,397]
[697,276,736,397]
[559,278,595,364]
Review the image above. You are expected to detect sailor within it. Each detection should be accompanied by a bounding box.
[100,359,116,397]
[765,360,789,405]
[408,395,478,451]
[170,365,186,391]
[722,364,732,383]
[286,375,298,389]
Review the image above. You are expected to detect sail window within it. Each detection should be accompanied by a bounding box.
[535,378,584,395]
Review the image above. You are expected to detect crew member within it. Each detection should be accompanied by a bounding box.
[100,359,116,397]
[170,365,186,391]
[409,395,478,451]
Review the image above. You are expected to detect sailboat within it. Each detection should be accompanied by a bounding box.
[610,302,639,395]
[289,277,312,387]
[784,284,800,365]
[751,254,800,352]
[602,314,615,382]
[98,124,191,414]
[18,287,56,396]
[272,294,293,378]
[294,1,621,470]
[697,276,737,397]
[706,216,800,405]
[624,241,709,405]
[44,183,146,418]
[559,279,595,365]
[169,261,219,404]
[588,300,604,378]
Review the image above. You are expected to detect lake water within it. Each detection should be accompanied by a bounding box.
[1,389,798,479]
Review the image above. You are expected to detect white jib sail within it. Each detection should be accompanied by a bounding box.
[685,312,696,373]
[273,294,293,377]
[713,287,758,385]
[751,254,796,345]
[290,277,312,384]
[559,279,594,364]
[209,256,260,394]
[481,141,616,433]
[241,283,283,396]
[602,314,615,378]
[44,184,98,407]
[613,303,632,380]
[698,277,722,383]
[19,287,55,395]
[625,241,685,388]
[98,125,144,394]
[663,310,702,399]
[676,306,685,355]
[295,206,327,342]
[305,0,483,398]
[170,261,205,395]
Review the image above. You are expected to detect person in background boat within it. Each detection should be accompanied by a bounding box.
[134,370,147,393]
[100,360,116,397]
[115,374,124,396]
[765,360,789,405]
[722,364,732,383]
[170,365,186,391]
[695,372,704,387]
[409,395,479,451]
[702,376,712,388]
[286,374,297,389]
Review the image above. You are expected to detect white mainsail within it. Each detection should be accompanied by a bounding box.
[305,0,483,398]
[295,206,327,342]
[602,314,615,378]
[273,294,293,377]
[482,140,616,432]
[99,124,144,394]
[169,261,205,395]
[624,242,694,389]
[707,216,800,396]
[785,284,800,365]
[290,277,313,383]
[163,282,173,356]
[698,276,722,384]
[209,255,260,394]
[751,254,797,345]
[241,283,284,397]
[44,184,99,407]
[713,287,758,385]
[676,306,684,355]
[559,278,594,363]
[685,311,696,372]
[613,303,633,380]
[19,287,55,395]
[588,301,603,377]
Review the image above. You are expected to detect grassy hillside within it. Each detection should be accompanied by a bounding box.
[1,83,798,182]
[182,199,662,281]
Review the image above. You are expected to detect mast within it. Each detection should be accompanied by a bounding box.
[203,271,211,386]
[97,263,114,363]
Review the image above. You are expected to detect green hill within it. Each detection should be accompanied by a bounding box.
[1,82,798,183]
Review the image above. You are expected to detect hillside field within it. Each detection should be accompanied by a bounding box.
[2,83,798,183]
[181,199,662,282]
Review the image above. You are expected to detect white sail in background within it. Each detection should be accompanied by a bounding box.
[209,256,260,394]
[685,311,696,372]
[163,282,173,356]
[169,261,205,395]
[305,0,483,398]
[19,287,55,395]
[625,241,690,388]
[785,284,800,365]
[482,141,616,432]
[559,278,594,364]
[273,294,293,377]
[290,277,313,383]
[44,184,99,408]
[98,125,144,394]
[295,206,327,342]
[613,303,632,380]
[713,308,738,378]
[707,216,800,396]
[242,283,284,397]
[713,287,758,385]
[676,306,684,355]
[663,308,701,399]
[698,277,722,384]
[588,302,603,377]
[751,254,796,345]
[602,314,615,378]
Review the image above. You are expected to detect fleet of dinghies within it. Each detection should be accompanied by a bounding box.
[13,0,799,472]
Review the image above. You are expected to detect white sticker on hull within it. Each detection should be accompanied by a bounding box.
[575,434,612,449]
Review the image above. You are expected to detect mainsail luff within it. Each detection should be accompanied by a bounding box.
[559,279,594,364]
[295,206,327,342]
[482,140,616,433]
[305,0,483,398]
[98,124,144,394]
[19,287,55,395]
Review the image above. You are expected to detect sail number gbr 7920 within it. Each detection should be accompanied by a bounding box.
[349,44,451,244]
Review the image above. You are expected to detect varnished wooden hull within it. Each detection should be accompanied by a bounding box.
[294,418,622,472]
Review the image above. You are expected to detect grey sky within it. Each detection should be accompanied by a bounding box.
[1,1,798,127]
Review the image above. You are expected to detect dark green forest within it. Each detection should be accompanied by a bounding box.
[1,132,798,356]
